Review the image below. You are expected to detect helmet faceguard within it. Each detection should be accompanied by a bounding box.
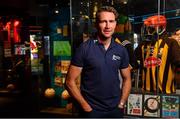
[142,15,167,37]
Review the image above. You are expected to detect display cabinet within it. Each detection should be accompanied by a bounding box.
[38,0,180,118]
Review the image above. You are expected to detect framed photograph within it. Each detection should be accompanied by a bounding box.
[61,60,71,74]
[162,95,179,118]
[127,93,143,116]
[14,44,26,55]
[55,61,61,72]
[54,75,63,87]
[143,94,160,117]
[53,41,71,56]
[3,41,12,57]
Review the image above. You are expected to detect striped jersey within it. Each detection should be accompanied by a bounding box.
[135,35,180,93]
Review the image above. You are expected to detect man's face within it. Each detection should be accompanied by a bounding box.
[97,11,117,40]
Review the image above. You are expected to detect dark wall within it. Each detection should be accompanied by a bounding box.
[0,0,28,15]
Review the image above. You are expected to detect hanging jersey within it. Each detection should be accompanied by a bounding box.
[115,37,139,69]
[135,36,180,93]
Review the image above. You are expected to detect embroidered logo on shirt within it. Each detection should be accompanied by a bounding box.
[112,55,121,61]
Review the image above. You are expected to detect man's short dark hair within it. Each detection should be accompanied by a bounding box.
[96,6,119,23]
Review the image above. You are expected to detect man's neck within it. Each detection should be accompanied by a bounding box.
[98,36,112,50]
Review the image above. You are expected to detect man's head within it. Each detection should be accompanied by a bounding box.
[96,6,119,23]
[95,6,118,40]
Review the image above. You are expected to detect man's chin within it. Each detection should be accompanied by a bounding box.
[104,36,112,39]
[99,34,112,40]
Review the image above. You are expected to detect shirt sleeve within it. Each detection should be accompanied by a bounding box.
[71,43,84,67]
[119,47,129,69]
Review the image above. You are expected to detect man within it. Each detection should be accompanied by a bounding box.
[65,6,131,118]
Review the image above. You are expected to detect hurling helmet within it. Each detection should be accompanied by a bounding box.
[143,15,166,36]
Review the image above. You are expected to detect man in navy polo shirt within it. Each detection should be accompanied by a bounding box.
[65,6,131,118]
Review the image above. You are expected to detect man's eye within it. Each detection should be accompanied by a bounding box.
[110,20,116,23]
[99,20,105,23]
[99,20,116,23]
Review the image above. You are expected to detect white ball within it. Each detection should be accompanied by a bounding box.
[44,88,55,98]
[61,89,70,100]
[6,83,15,90]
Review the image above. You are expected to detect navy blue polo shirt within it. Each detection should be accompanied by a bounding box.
[71,38,129,111]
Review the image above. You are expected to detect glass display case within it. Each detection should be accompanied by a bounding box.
[68,0,180,118]
[37,0,179,118]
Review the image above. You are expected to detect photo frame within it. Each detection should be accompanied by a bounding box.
[53,41,71,56]
[143,94,161,117]
[60,60,71,74]
[127,93,143,116]
[162,95,179,118]
[14,44,26,55]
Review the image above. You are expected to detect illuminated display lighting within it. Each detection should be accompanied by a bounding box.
[14,20,20,27]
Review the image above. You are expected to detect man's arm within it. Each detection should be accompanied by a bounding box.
[65,65,92,112]
[118,67,132,108]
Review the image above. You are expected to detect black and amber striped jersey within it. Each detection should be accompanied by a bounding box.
[114,37,139,69]
[135,35,180,93]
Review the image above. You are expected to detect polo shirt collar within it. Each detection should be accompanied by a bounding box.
[93,37,116,47]
[109,38,116,48]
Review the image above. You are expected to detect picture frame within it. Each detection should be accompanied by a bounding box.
[126,93,143,116]
[53,41,71,56]
[161,94,179,118]
[143,94,161,117]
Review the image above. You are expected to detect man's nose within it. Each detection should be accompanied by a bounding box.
[105,22,110,28]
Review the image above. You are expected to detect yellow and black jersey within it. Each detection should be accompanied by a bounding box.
[135,36,180,93]
[114,37,139,69]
